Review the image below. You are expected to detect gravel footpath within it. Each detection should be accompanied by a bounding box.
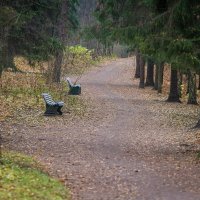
[2,58,200,200]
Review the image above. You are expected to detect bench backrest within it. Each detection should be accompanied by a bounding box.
[66,77,73,87]
[42,93,55,106]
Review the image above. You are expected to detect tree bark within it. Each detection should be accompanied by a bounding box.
[187,69,198,105]
[186,73,189,94]
[52,51,64,83]
[145,59,154,86]
[198,72,200,90]
[167,68,181,102]
[0,28,15,77]
[135,49,140,78]
[178,71,183,98]
[52,0,68,83]
[157,62,164,93]
[0,129,2,164]
[154,64,158,90]
[139,56,145,88]
[0,66,3,78]
[194,119,200,128]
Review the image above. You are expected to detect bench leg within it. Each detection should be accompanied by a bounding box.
[44,105,58,115]
[57,106,63,115]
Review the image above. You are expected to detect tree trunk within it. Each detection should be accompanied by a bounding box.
[186,72,189,94]
[0,56,3,77]
[187,69,198,105]
[135,49,140,78]
[2,41,15,69]
[139,56,145,88]
[145,59,154,86]
[157,62,164,93]
[198,72,200,90]
[52,51,63,83]
[52,0,68,83]
[154,64,158,90]
[194,119,200,128]
[0,130,2,164]
[178,71,183,98]
[0,28,15,77]
[167,69,181,102]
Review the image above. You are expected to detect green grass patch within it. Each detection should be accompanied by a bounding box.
[0,152,70,200]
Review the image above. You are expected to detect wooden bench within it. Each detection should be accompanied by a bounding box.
[42,93,64,115]
[66,77,81,95]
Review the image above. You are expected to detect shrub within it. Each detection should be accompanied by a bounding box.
[62,45,94,75]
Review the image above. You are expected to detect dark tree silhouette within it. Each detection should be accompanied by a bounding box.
[145,59,154,86]
[167,69,181,102]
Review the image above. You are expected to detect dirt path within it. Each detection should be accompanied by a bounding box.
[3,58,200,200]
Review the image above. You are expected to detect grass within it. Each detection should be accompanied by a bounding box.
[0,151,70,200]
[0,71,87,125]
[0,53,110,123]
[0,53,116,124]
[0,55,104,200]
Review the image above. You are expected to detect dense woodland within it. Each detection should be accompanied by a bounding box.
[0,0,80,81]
[1,1,200,93]
[0,1,200,199]
[84,0,200,110]
[1,0,200,117]
[93,1,200,103]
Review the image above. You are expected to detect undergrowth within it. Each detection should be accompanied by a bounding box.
[0,151,70,200]
[0,52,115,124]
[0,71,86,125]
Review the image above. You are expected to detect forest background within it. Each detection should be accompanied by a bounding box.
[0,1,200,199]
